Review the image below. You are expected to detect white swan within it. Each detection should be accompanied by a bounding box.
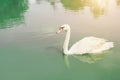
[56,24,114,55]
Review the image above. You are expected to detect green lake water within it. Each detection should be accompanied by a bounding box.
[0,0,120,80]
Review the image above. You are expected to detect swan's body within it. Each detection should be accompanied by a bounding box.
[57,24,114,55]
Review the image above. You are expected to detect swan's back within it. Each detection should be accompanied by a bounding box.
[69,36,114,55]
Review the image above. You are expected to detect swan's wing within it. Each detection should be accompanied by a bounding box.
[69,36,107,54]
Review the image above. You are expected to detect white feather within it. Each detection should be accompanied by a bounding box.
[69,36,114,54]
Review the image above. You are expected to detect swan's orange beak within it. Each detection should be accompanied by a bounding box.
[56,29,63,34]
[56,27,64,34]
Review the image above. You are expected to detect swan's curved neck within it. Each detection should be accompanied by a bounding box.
[63,28,71,54]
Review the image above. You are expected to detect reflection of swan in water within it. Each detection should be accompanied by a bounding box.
[56,24,114,55]
[73,53,105,63]
[64,52,107,66]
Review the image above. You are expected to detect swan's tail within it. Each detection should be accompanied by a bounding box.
[90,42,114,53]
[104,42,114,49]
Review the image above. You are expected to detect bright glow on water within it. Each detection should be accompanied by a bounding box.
[0,0,120,80]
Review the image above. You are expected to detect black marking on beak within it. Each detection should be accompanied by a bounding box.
[59,27,64,31]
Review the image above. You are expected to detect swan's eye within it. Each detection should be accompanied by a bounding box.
[59,27,64,30]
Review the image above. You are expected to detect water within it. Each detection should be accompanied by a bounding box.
[0,0,120,80]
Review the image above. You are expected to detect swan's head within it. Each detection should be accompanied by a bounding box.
[56,24,70,34]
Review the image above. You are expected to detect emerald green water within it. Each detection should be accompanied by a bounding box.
[0,0,120,80]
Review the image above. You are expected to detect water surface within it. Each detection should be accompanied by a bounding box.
[0,0,120,80]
